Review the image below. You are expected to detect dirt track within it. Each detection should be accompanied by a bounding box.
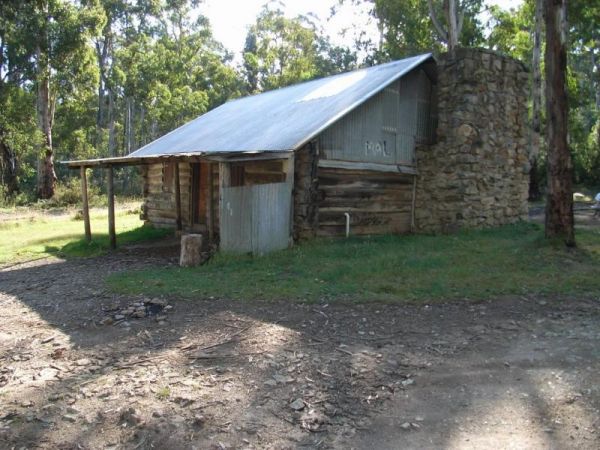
[0,241,599,449]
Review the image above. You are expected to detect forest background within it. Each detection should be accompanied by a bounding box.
[0,0,598,206]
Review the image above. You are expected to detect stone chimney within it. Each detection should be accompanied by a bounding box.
[415,48,530,233]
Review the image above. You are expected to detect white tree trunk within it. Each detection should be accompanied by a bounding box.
[108,88,116,157]
[35,8,56,200]
[126,97,133,154]
[427,0,463,51]
[428,0,448,44]
[447,0,459,51]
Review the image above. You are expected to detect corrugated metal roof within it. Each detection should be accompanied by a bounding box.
[129,53,433,158]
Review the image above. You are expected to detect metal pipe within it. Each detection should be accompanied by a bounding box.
[411,174,417,232]
[344,212,351,238]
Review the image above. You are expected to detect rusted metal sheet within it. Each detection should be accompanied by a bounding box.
[220,182,292,255]
[399,69,435,145]
[319,68,434,167]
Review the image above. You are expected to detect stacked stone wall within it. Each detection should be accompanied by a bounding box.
[415,48,530,233]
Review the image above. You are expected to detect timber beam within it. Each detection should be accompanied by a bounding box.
[175,162,182,231]
[107,165,116,249]
[61,151,294,169]
[80,166,92,242]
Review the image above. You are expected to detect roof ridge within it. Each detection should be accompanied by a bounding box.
[224,53,432,106]
[126,52,434,158]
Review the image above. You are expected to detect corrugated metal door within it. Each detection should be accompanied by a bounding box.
[220,182,292,255]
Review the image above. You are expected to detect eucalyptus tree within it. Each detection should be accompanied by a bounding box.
[531,0,543,200]
[487,0,599,190]
[94,0,126,156]
[116,0,241,149]
[427,0,462,51]
[339,0,484,62]
[568,0,600,186]
[1,0,102,199]
[0,1,37,196]
[544,0,574,246]
[243,4,356,93]
[486,0,544,199]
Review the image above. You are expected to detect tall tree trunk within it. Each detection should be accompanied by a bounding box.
[593,35,600,112]
[95,29,111,150]
[529,0,543,200]
[446,0,459,51]
[0,35,18,196]
[139,105,145,148]
[151,119,157,141]
[428,0,448,45]
[544,0,574,246]
[0,133,19,195]
[126,97,134,154]
[107,88,116,157]
[36,41,56,199]
[595,37,600,150]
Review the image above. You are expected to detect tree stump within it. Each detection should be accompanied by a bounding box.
[180,234,203,267]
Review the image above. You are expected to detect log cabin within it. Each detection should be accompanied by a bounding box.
[65,48,530,255]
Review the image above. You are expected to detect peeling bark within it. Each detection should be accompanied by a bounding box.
[36,38,56,200]
[544,0,574,246]
[0,131,19,195]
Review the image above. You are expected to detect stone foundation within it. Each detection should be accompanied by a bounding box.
[415,48,530,233]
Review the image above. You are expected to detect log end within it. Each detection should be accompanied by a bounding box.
[180,234,204,267]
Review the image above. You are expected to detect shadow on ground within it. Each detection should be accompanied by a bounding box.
[0,236,599,449]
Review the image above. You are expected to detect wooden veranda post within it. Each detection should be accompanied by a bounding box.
[174,161,182,231]
[217,162,231,241]
[207,163,214,240]
[80,165,91,242]
[107,165,116,249]
[283,155,295,240]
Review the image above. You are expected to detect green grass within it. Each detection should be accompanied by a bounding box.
[156,386,171,400]
[108,222,600,303]
[0,208,170,265]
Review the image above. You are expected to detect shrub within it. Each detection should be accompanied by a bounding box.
[0,186,33,208]
[45,177,106,208]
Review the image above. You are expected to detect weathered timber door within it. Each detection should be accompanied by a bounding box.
[220,182,292,255]
[191,163,209,226]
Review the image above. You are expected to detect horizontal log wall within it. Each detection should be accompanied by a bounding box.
[293,144,319,240]
[317,168,414,237]
[242,160,286,185]
[142,161,220,235]
[143,162,191,229]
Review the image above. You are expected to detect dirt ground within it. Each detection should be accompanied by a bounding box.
[1,217,599,449]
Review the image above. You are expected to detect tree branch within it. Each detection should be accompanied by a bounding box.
[428,0,448,43]
[457,6,464,38]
